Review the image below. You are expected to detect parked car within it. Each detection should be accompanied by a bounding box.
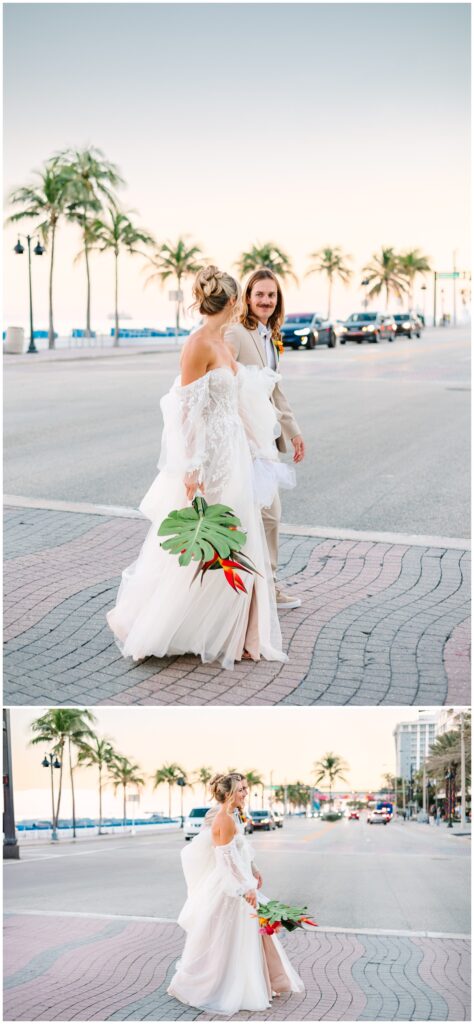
[367,810,390,825]
[242,813,254,835]
[392,313,422,338]
[281,313,319,350]
[340,312,395,344]
[184,806,210,840]
[348,810,360,820]
[272,811,284,828]
[249,810,278,831]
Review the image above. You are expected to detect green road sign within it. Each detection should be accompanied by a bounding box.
[437,272,460,279]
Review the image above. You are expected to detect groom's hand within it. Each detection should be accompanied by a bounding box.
[291,434,305,463]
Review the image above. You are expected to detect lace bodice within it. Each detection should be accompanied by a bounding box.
[159,367,242,497]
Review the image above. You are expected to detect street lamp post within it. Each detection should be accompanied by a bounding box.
[3,710,20,860]
[177,776,186,828]
[445,769,455,828]
[13,235,45,354]
[41,753,62,840]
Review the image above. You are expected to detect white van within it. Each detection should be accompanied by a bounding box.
[184,806,211,840]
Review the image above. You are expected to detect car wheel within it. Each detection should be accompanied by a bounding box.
[416,332,421,338]
[340,338,346,345]
[389,333,395,342]
[306,332,316,349]
[291,343,299,350]
[371,334,379,343]
[328,330,336,348]
[407,331,412,339]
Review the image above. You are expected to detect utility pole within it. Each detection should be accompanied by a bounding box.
[433,271,437,326]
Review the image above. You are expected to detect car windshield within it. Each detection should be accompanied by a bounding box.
[284,314,313,325]
[251,811,270,817]
[188,808,209,818]
[346,313,377,322]
[393,314,409,320]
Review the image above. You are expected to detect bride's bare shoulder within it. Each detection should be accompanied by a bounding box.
[180,330,212,384]
[211,811,235,847]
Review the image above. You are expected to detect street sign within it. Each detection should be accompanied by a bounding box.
[437,272,460,279]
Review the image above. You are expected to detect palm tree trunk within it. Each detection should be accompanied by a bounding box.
[168,783,172,818]
[327,275,333,320]
[114,252,119,346]
[84,238,92,337]
[69,740,77,839]
[48,222,56,349]
[123,784,126,826]
[98,764,103,835]
[55,747,64,828]
[385,282,389,311]
[176,274,181,334]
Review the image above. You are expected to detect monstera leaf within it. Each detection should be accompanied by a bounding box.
[158,496,247,567]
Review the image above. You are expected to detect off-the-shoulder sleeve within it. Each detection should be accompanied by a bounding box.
[158,375,210,485]
[214,841,255,899]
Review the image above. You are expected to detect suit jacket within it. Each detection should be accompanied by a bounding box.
[225,322,301,454]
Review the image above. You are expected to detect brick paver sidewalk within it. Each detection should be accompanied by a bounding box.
[4,504,470,706]
[4,913,470,1021]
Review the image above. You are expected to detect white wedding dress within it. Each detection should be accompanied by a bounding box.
[168,817,304,1014]
[107,365,295,668]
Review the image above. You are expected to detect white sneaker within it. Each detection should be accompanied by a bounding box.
[275,586,302,610]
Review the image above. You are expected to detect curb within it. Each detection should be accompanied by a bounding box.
[4,496,471,551]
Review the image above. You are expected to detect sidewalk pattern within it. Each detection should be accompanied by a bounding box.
[4,506,470,706]
[4,914,470,1021]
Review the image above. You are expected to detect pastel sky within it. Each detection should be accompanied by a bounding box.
[10,705,433,819]
[3,3,470,333]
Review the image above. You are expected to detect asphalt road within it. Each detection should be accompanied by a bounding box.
[4,327,470,537]
[5,816,470,934]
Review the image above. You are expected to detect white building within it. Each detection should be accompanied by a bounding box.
[393,714,437,780]
[436,708,460,736]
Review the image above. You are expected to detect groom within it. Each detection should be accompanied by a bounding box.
[226,268,305,610]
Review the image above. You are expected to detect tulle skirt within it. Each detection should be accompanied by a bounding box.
[107,424,287,669]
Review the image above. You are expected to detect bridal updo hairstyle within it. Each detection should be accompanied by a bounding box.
[209,772,244,804]
[192,265,241,316]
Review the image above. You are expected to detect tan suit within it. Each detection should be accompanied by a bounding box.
[226,322,301,577]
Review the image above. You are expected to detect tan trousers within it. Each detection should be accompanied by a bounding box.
[262,491,281,579]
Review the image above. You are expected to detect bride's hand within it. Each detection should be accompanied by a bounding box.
[244,889,257,908]
[184,476,205,502]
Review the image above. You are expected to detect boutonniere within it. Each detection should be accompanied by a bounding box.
[272,335,284,356]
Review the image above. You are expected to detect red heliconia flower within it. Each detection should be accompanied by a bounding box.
[300,917,318,927]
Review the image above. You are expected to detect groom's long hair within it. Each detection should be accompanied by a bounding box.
[240,269,285,343]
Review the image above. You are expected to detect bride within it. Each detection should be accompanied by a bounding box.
[168,772,304,1014]
[107,265,295,669]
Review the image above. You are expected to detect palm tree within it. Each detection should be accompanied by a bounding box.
[152,763,188,818]
[313,753,349,809]
[306,246,353,319]
[287,782,310,812]
[398,249,431,309]
[361,247,408,310]
[108,755,145,827]
[236,242,297,283]
[61,146,124,337]
[30,709,95,836]
[195,766,213,802]
[7,157,72,348]
[90,205,155,344]
[144,237,205,332]
[245,770,265,809]
[77,736,116,834]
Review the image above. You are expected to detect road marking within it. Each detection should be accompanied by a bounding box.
[4,910,469,941]
[302,822,338,843]
[4,496,470,549]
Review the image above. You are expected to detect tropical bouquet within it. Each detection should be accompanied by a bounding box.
[255,900,318,935]
[158,495,260,594]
